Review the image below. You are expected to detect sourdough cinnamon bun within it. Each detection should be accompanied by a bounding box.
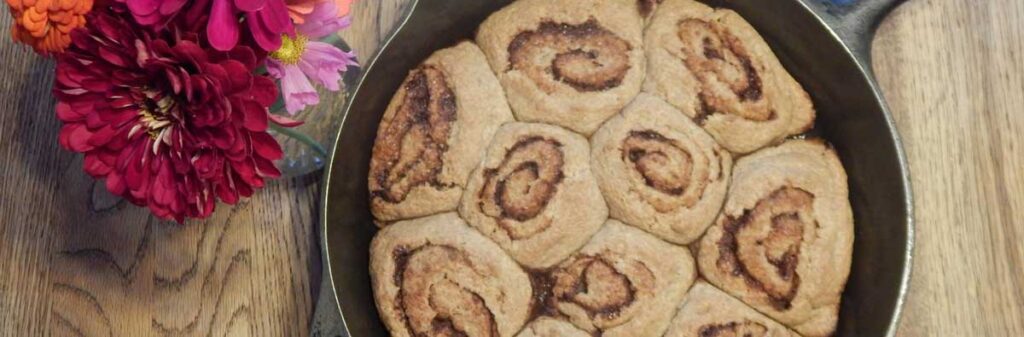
[369,42,515,222]
[546,221,696,337]
[698,140,853,337]
[460,123,608,269]
[664,282,799,337]
[476,0,645,135]
[643,0,814,153]
[591,94,731,244]
[370,213,532,337]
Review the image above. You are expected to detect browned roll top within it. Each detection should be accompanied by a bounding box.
[370,65,458,204]
[621,129,718,212]
[678,19,774,124]
[551,255,654,324]
[637,0,664,17]
[392,245,500,337]
[478,137,565,240]
[716,187,813,311]
[698,321,769,337]
[508,19,633,93]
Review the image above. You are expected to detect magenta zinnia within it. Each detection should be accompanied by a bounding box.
[55,8,288,222]
[117,0,294,52]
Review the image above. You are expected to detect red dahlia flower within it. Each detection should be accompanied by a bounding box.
[55,8,288,222]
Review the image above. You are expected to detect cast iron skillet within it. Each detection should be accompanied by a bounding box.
[313,0,914,336]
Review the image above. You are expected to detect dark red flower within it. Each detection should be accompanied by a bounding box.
[54,7,287,222]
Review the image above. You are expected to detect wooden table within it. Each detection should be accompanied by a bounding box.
[0,0,1021,335]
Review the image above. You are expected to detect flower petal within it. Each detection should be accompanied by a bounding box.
[208,0,241,51]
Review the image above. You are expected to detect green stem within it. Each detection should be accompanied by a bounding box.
[270,123,329,158]
[321,33,343,46]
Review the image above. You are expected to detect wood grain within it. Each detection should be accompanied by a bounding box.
[0,0,1022,336]
[0,1,408,336]
[873,0,1024,335]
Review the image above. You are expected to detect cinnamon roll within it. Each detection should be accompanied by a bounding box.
[664,282,799,337]
[516,318,591,337]
[459,123,608,269]
[370,213,532,337]
[476,0,645,135]
[642,0,815,153]
[369,42,515,222]
[591,94,732,244]
[546,221,696,337]
[697,140,853,337]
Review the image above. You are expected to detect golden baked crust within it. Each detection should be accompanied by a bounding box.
[697,140,853,337]
[369,213,532,337]
[369,42,514,222]
[476,0,645,135]
[642,0,815,153]
[664,282,800,337]
[515,318,591,337]
[459,123,608,269]
[591,93,732,244]
[545,221,696,337]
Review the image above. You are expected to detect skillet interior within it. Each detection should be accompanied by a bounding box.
[322,0,911,336]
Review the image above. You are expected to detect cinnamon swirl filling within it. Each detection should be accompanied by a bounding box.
[551,254,655,329]
[698,321,768,337]
[620,128,725,215]
[508,19,632,93]
[637,0,664,17]
[716,187,813,310]
[478,137,566,240]
[677,19,774,124]
[623,130,693,197]
[393,245,501,337]
[370,65,458,204]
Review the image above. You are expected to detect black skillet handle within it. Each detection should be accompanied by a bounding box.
[799,0,907,69]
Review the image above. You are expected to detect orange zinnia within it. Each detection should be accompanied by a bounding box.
[6,0,94,54]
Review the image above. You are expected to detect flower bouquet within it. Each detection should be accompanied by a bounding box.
[4,0,358,222]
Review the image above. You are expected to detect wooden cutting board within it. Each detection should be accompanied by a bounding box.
[0,0,1021,335]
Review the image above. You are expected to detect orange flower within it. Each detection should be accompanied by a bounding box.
[286,0,353,24]
[6,0,94,54]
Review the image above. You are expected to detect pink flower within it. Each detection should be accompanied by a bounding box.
[207,0,294,51]
[119,0,189,26]
[116,0,295,52]
[266,1,357,114]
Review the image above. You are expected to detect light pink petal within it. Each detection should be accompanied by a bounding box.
[265,58,286,79]
[279,64,319,114]
[297,41,356,91]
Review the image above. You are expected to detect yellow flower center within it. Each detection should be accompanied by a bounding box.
[131,89,182,154]
[270,34,309,65]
